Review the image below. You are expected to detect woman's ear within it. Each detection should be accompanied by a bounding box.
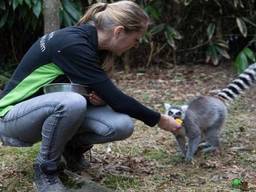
[113,26,125,38]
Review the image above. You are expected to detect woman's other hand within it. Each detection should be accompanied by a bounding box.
[158,114,181,132]
[88,91,106,106]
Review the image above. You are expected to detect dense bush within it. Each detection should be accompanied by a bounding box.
[0,0,255,73]
[0,0,82,66]
[142,0,256,71]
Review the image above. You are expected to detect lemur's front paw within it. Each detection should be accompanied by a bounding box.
[202,146,219,154]
[185,155,193,162]
[184,156,196,165]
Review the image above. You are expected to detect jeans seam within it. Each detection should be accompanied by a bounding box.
[85,116,114,136]
[1,104,56,122]
[47,105,62,160]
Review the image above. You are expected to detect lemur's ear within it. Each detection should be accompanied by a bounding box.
[164,103,171,111]
[181,105,188,111]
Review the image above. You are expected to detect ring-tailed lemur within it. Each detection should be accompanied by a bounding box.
[164,63,256,161]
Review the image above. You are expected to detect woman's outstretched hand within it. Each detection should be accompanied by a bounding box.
[88,91,106,106]
[158,114,181,132]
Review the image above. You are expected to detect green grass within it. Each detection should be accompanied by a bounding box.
[143,148,169,161]
[103,174,140,191]
[0,144,40,192]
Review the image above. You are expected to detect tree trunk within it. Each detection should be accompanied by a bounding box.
[43,0,61,34]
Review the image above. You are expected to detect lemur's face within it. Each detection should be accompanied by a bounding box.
[164,103,188,119]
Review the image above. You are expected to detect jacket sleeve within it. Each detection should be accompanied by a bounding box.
[52,43,160,127]
[91,79,161,127]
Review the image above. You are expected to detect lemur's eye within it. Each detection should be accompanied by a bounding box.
[176,111,182,116]
[168,111,174,116]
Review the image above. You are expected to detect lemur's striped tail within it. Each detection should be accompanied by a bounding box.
[217,63,256,102]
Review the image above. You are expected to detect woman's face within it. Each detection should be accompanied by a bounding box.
[110,26,145,56]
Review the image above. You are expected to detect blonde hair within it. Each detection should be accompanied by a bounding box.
[78,1,149,73]
[78,1,149,32]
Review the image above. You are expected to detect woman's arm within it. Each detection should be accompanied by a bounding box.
[91,79,160,126]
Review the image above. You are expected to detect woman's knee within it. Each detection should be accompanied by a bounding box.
[110,115,134,140]
[56,92,87,116]
[85,114,134,140]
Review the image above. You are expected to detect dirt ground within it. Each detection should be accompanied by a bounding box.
[0,64,256,192]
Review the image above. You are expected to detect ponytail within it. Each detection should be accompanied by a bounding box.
[77,3,107,25]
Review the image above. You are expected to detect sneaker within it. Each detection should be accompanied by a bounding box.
[63,144,93,172]
[33,163,66,192]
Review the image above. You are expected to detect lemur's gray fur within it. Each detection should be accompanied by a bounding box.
[164,63,256,161]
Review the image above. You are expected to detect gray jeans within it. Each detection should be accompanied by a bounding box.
[0,92,134,164]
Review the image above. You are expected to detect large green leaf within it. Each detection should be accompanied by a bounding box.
[233,0,238,8]
[243,47,256,62]
[211,47,219,65]
[62,0,81,21]
[24,0,32,8]
[234,47,256,73]
[207,23,215,40]
[12,0,19,10]
[235,51,248,73]
[141,32,150,44]
[216,40,229,49]
[33,0,41,18]
[166,25,182,40]
[233,0,244,8]
[184,0,193,6]
[164,31,176,49]
[61,9,73,26]
[206,44,219,65]
[239,0,245,8]
[144,5,160,21]
[216,46,230,59]
[149,24,165,35]
[18,0,24,6]
[236,17,247,37]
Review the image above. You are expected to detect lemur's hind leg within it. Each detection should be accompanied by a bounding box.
[202,123,222,154]
[198,131,211,150]
[198,142,212,150]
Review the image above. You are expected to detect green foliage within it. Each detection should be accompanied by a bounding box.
[207,23,216,41]
[142,1,183,65]
[205,23,230,65]
[143,148,169,161]
[0,0,82,66]
[33,0,42,18]
[144,3,161,21]
[143,23,182,49]
[139,0,256,68]
[0,0,82,30]
[103,174,140,190]
[234,47,256,73]
[206,40,230,66]
[1,0,256,69]
[236,17,247,37]
[0,0,42,31]
[60,0,82,27]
